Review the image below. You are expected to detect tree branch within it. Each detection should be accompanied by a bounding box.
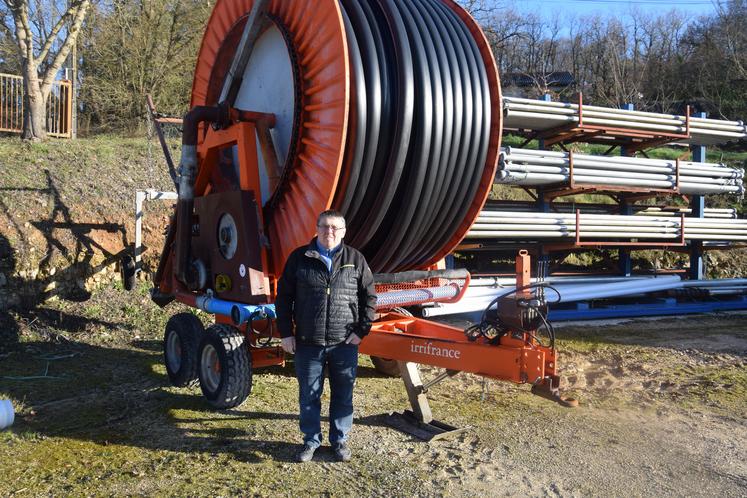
[34,1,78,67]
[40,0,89,94]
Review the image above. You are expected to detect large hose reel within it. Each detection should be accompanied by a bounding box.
[190,0,502,274]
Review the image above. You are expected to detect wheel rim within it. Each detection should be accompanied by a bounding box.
[166,330,182,372]
[201,344,221,392]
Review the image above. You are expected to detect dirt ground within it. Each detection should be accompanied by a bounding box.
[1,285,746,497]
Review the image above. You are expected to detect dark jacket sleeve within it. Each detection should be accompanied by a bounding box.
[357,259,377,337]
[275,250,298,338]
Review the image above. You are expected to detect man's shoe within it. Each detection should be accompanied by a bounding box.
[333,442,352,462]
[296,444,317,462]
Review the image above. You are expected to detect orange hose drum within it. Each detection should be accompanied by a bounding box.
[190,0,350,276]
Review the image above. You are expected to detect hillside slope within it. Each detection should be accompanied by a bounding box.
[0,136,176,308]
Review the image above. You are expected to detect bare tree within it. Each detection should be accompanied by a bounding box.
[79,0,211,133]
[1,0,91,140]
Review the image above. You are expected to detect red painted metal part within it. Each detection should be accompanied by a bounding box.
[359,313,556,384]
[425,0,503,270]
[190,0,349,276]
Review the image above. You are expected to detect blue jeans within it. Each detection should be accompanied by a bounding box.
[294,342,359,448]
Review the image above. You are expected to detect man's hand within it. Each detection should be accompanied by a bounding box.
[281,336,296,354]
[345,333,361,345]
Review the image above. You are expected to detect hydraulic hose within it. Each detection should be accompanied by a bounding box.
[174,104,230,286]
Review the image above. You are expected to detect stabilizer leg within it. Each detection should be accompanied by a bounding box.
[531,375,579,408]
[384,361,470,441]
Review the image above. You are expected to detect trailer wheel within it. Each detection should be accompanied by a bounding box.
[371,356,400,377]
[163,313,203,387]
[198,324,252,409]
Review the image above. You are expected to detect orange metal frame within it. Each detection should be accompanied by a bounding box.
[359,314,556,385]
[360,251,558,388]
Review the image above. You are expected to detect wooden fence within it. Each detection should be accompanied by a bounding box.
[0,73,72,138]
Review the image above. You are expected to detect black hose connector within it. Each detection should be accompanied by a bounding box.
[174,103,231,286]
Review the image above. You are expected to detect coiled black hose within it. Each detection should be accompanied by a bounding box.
[336,0,492,272]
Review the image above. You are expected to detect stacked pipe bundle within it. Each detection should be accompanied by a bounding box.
[496,147,744,195]
[502,96,747,145]
[481,200,737,219]
[421,276,747,317]
[466,211,747,241]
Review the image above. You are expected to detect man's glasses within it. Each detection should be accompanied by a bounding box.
[317,224,346,233]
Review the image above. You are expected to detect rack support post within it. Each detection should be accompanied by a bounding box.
[689,115,707,280]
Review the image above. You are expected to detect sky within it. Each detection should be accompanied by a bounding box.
[506,0,720,23]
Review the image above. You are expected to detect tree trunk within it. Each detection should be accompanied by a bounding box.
[22,83,47,141]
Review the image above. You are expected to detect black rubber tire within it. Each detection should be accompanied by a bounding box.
[120,253,136,291]
[198,324,252,409]
[163,313,203,387]
[371,356,400,377]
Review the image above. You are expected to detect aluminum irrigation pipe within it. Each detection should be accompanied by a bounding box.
[503,111,745,146]
[466,211,747,241]
[504,101,744,132]
[479,201,736,219]
[504,97,746,127]
[501,148,743,178]
[469,275,664,287]
[681,278,747,288]
[495,172,743,194]
[503,146,740,169]
[472,211,747,225]
[495,167,743,194]
[501,169,741,187]
[502,160,741,179]
[501,164,739,182]
[421,276,685,317]
[502,97,747,145]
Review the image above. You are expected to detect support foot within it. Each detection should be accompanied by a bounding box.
[531,377,579,407]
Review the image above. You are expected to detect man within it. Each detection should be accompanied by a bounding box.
[276,209,377,463]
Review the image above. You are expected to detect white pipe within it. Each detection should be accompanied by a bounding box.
[480,202,736,218]
[503,111,746,145]
[504,102,745,133]
[503,97,746,127]
[501,165,737,185]
[421,276,685,317]
[504,110,747,138]
[467,210,747,241]
[503,97,747,132]
[681,278,747,288]
[469,275,659,287]
[474,210,747,223]
[496,172,743,194]
[501,152,741,178]
[0,399,14,430]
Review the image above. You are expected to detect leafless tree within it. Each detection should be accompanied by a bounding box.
[1,0,90,140]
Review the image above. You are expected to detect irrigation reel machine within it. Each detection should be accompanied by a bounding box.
[149,0,577,438]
